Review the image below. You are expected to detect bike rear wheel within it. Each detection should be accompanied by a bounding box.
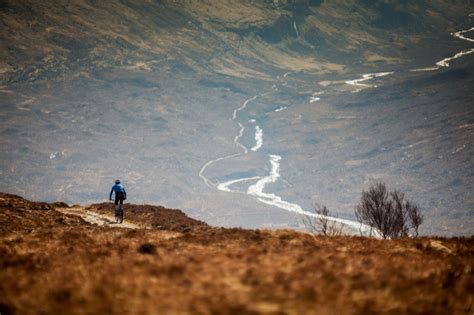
[115,209,124,224]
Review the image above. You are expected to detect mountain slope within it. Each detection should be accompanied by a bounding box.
[0,193,472,314]
[2,0,472,82]
[0,1,473,235]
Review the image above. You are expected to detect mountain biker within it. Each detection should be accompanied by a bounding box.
[109,179,126,217]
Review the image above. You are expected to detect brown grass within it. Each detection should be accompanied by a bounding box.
[0,193,472,314]
[86,202,208,233]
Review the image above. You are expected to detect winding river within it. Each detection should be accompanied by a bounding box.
[198,15,474,234]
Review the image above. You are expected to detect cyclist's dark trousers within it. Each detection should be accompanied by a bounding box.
[115,192,125,209]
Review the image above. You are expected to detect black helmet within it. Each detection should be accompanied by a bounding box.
[115,179,120,184]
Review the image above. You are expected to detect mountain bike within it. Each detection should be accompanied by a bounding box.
[115,206,124,224]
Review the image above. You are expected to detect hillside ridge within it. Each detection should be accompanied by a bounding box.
[0,192,472,314]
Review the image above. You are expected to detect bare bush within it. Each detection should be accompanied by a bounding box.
[302,204,344,236]
[408,203,423,237]
[355,183,423,238]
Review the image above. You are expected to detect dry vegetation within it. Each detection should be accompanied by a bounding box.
[86,202,208,233]
[0,193,473,314]
[355,183,424,238]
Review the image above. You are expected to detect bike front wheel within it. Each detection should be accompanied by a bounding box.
[115,209,123,224]
[118,209,124,224]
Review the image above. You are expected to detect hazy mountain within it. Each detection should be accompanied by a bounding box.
[1,0,473,235]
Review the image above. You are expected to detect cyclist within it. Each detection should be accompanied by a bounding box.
[109,179,126,223]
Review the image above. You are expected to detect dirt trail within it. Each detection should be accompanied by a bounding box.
[56,206,142,229]
[56,206,183,240]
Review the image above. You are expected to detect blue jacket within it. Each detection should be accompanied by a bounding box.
[110,183,126,199]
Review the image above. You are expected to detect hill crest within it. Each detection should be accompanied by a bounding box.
[0,193,472,314]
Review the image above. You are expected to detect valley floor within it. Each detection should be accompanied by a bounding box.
[0,193,472,314]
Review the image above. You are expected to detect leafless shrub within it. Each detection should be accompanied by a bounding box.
[302,203,344,236]
[408,203,423,237]
[355,183,423,239]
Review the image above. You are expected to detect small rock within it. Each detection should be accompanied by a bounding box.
[428,240,452,254]
[181,227,192,233]
[138,243,157,255]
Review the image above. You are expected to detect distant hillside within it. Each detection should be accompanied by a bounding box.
[1,0,472,83]
[0,193,473,314]
[1,1,473,236]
